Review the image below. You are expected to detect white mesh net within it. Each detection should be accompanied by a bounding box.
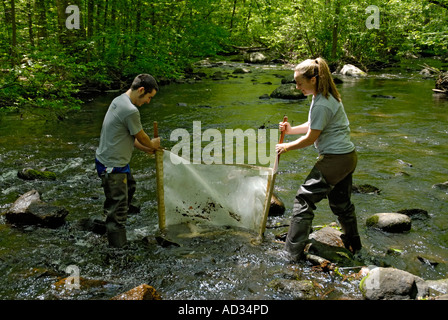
[156,150,275,238]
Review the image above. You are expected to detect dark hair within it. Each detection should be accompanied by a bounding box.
[131,74,159,94]
[295,57,341,102]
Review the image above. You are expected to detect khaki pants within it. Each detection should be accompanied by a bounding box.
[285,150,361,260]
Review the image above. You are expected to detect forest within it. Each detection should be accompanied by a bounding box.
[1,0,447,117]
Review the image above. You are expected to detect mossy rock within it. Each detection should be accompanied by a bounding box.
[18,168,56,181]
[366,213,411,233]
[270,84,306,100]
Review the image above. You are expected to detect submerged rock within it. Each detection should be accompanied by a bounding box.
[353,184,380,194]
[268,279,316,300]
[233,67,251,74]
[432,181,448,191]
[53,277,108,291]
[366,212,411,233]
[270,83,306,100]
[3,190,68,228]
[111,284,162,300]
[360,267,429,300]
[75,217,106,234]
[397,208,430,220]
[372,94,396,99]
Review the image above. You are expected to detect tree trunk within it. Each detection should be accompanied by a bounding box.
[27,0,34,46]
[35,0,48,41]
[230,0,237,33]
[87,0,94,38]
[11,0,17,64]
[331,2,340,60]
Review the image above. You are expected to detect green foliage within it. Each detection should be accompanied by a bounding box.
[1,0,447,119]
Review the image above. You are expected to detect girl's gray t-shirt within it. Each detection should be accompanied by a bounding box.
[308,93,355,155]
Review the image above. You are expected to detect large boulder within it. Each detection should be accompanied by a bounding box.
[307,226,353,264]
[5,189,40,214]
[360,267,429,300]
[366,212,411,233]
[244,52,268,64]
[339,64,366,77]
[3,190,68,228]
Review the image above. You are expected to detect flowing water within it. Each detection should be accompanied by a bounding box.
[1,58,447,300]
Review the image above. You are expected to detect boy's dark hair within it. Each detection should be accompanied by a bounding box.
[131,74,159,94]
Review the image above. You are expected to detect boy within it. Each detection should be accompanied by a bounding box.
[96,74,160,247]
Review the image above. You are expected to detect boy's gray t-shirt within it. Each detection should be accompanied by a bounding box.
[308,93,355,155]
[96,93,143,167]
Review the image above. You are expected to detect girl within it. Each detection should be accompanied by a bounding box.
[276,57,361,261]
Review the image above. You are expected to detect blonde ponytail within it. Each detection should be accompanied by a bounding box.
[295,57,341,102]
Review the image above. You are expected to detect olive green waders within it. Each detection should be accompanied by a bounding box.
[285,151,361,261]
[101,172,136,247]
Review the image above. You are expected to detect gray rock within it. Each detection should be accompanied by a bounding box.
[244,52,268,64]
[233,67,251,74]
[360,267,429,300]
[366,212,412,233]
[5,189,40,214]
[307,226,353,264]
[339,64,366,77]
[270,84,306,100]
[426,278,448,296]
[26,202,69,228]
[3,190,68,228]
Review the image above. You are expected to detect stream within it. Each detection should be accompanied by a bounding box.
[1,58,447,300]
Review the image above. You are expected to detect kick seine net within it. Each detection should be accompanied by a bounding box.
[154,118,287,240]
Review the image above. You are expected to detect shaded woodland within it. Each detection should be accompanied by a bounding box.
[1,0,447,115]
